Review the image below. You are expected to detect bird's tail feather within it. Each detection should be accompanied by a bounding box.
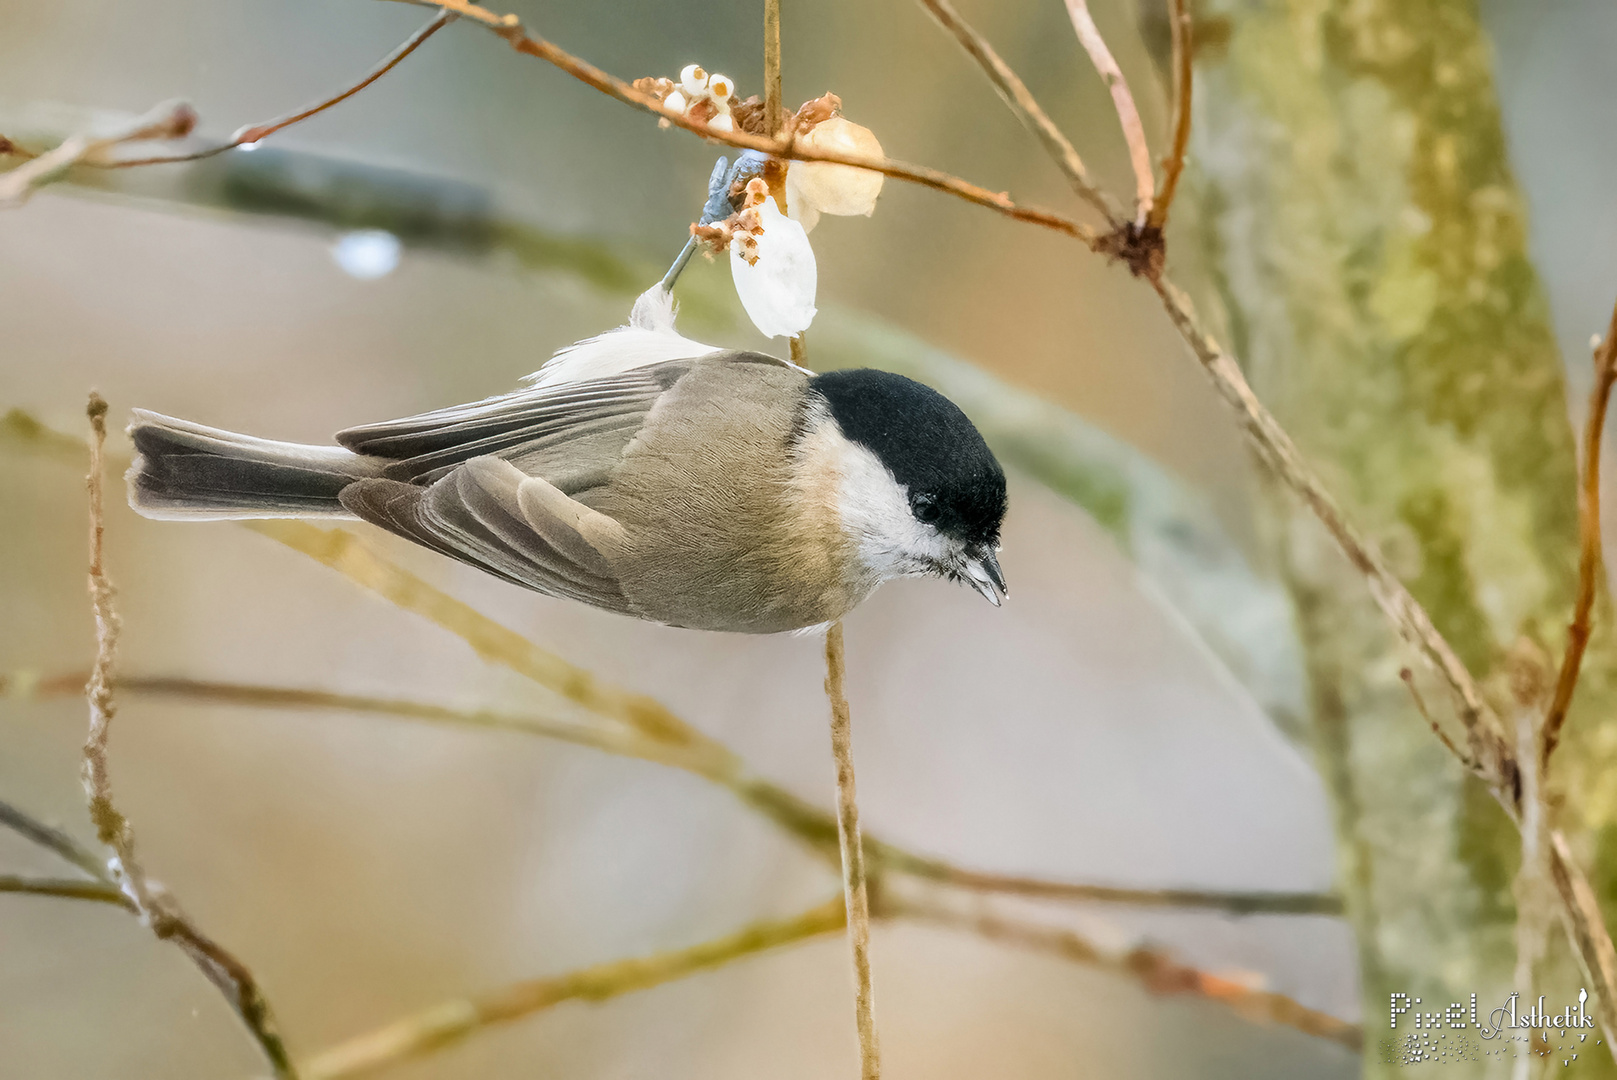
[127,409,387,520]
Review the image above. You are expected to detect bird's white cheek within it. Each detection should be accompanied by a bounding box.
[832,442,949,580]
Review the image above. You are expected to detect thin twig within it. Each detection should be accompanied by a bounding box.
[1145,0,1192,232]
[824,622,880,1079]
[1398,667,1477,773]
[0,797,111,880]
[301,897,848,1080]
[1550,830,1617,1043]
[245,519,720,752]
[0,133,38,159]
[0,874,133,908]
[764,0,783,139]
[11,670,1343,917]
[108,11,454,168]
[1062,0,1154,225]
[80,394,298,1079]
[298,884,1359,1080]
[915,0,1119,224]
[874,849,1343,915]
[890,890,1362,1050]
[0,101,196,207]
[1149,278,1509,774]
[82,393,154,912]
[1541,299,1617,768]
[385,0,1098,247]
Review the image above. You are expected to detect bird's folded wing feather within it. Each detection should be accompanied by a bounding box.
[335,360,696,489]
[339,458,633,612]
[332,348,796,612]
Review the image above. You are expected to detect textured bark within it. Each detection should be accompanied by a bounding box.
[1185,0,1617,1072]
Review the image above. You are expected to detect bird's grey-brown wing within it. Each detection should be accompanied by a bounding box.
[335,359,698,494]
[339,458,632,611]
[333,352,794,615]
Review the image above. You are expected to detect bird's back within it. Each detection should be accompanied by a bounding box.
[584,354,865,633]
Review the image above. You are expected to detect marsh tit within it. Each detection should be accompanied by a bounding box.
[126,288,1008,634]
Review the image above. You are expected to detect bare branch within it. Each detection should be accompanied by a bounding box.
[915,0,1119,224]
[0,101,195,207]
[12,670,1343,919]
[384,0,1098,246]
[891,889,1362,1051]
[0,874,133,909]
[1062,0,1154,224]
[80,394,298,1079]
[301,897,848,1080]
[1149,278,1509,777]
[245,519,723,753]
[875,850,1343,915]
[824,623,880,1078]
[764,0,782,139]
[300,882,1361,1080]
[1541,298,1617,768]
[1145,0,1192,232]
[0,797,111,880]
[1549,830,1617,1045]
[1398,667,1478,774]
[109,11,454,168]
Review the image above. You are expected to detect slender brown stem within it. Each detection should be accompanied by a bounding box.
[1146,0,1192,232]
[0,874,133,908]
[877,850,1343,915]
[386,0,1098,247]
[0,797,110,880]
[824,622,880,1079]
[298,885,1360,1080]
[915,0,1119,224]
[301,897,848,1080]
[0,133,37,159]
[1541,299,1617,768]
[1398,667,1477,773]
[1149,277,1508,773]
[245,519,721,752]
[0,102,195,207]
[764,0,783,139]
[891,890,1362,1050]
[1062,0,1154,224]
[107,12,454,168]
[80,395,298,1079]
[11,670,1342,917]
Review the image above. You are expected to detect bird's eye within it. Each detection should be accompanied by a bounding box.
[911,492,941,524]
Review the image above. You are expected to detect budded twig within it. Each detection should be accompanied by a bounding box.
[1062,0,1154,224]
[915,0,1119,224]
[824,622,880,1078]
[1541,299,1617,768]
[0,12,453,181]
[1145,0,1193,232]
[80,395,297,1079]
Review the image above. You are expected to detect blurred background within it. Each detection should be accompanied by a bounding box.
[2,0,1614,1077]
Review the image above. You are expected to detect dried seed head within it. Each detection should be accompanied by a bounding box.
[786,117,885,228]
[680,64,709,96]
[632,76,678,102]
[792,92,842,134]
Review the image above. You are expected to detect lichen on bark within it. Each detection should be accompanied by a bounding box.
[1184,0,1617,1073]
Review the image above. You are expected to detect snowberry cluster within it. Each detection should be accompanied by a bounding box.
[634,67,889,339]
[643,64,739,133]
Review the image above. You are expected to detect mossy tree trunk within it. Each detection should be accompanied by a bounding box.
[1183,0,1617,1073]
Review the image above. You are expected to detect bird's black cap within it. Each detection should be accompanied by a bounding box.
[809,368,1007,548]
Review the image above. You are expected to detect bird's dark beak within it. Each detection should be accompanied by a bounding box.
[961,547,1007,607]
